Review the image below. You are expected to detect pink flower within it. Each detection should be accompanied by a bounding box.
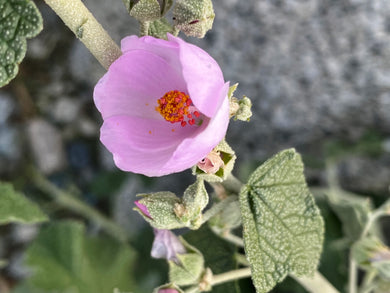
[94,34,229,176]
[151,229,186,262]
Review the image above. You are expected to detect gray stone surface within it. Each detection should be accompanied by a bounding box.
[26,118,67,174]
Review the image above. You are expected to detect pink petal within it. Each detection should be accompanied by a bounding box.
[134,200,151,218]
[162,83,230,171]
[100,115,205,176]
[94,50,186,120]
[167,34,226,118]
[121,35,182,76]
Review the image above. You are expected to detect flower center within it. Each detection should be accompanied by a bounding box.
[156,90,200,127]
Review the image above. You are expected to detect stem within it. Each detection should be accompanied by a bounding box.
[201,195,237,224]
[30,169,129,243]
[292,271,340,293]
[349,259,358,293]
[210,226,244,247]
[139,21,150,36]
[221,174,243,194]
[235,253,250,266]
[211,268,252,286]
[43,0,122,69]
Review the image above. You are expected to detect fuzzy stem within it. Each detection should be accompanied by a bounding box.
[210,226,244,247]
[139,21,150,36]
[292,272,340,293]
[30,168,128,243]
[201,195,237,224]
[211,268,252,286]
[43,0,122,69]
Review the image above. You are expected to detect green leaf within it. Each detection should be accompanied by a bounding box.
[24,221,138,293]
[0,0,43,87]
[184,225,239,293]
[327,189,373,242]
[0,182,48,224]
[239,149,324,293]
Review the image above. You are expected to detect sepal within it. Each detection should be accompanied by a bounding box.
[123,0,172,22]
[169,238,205,286]
[352,237,390,281]
[173,0,214,38]
[193,140,236,183]
[134,192,184,229]
[228,84,252,122]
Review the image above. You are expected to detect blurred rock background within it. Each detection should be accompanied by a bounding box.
[0,0,389,290]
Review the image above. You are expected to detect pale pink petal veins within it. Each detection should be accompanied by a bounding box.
[167,34,226,118]
[94,50,186,120]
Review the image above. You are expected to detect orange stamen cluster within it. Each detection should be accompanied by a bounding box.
[156,90,200,127]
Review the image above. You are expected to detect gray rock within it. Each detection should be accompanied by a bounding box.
[26,118,67,174]
[0,92,16,124]
[113,176,147,237]
[0,125,22,174]
[51,96,82,124]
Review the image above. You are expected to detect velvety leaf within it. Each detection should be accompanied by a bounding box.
[0,182,48,224]
[24,221,137,293]
[239,149,324,293]
[327,189,372,242]
[184,225,239,293]
[0,0,43,87]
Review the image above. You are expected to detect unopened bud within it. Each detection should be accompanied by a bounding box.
[123,0,172,22]
[197,150,224,174]
[193,140,236,182]
[173,0,215,38]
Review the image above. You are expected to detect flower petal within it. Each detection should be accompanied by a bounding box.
[100,115,205,176]
[94,50,186,120]
[121,35,182,76]
[167,34,226,118]
[162,83,230,171]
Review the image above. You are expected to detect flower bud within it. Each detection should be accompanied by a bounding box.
[151,229,186,263]
[197,150,224,174]
[352,237,390,280]
[173,0,215,38]
[168,238,204,286]
[193,140,236,183]
[134,181,210,230]
[123,0,173,22]
[228,84,252,122]
[134,192,184,230]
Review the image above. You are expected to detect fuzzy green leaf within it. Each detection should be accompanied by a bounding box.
[0,0,43,87]
[184,225,239,293]
[24,221,137,293]
[0,182,48,225]
[239,149,324,293]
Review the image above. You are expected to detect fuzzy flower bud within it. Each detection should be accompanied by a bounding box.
[151,229,186,263]
[173,0,215,38]
[123,0,172,21]
[197,150,224,174]
[193,140,236,182]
